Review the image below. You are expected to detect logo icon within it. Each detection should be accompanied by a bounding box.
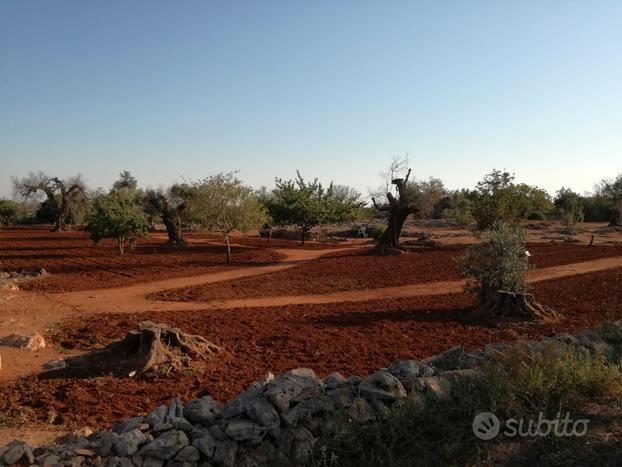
[472,412,500,440]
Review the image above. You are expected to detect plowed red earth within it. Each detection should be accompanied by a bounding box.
[0,227,284,292]
[154,243,622,302]
[2,267,621,430]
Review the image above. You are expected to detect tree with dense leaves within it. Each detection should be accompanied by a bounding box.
[143,184,194,246]
[472,170,552,230]
[190,173,268,262]
[12,172,87,231]
[267,172,364,245]
[85,192,149,254]
[0,199,18,227]
[599,174,622,227]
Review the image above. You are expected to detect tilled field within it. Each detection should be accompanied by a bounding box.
[153,243,622,302]
[0,228,285,292]
[1,266,621,430]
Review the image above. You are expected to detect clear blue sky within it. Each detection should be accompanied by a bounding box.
[1,1,620,198]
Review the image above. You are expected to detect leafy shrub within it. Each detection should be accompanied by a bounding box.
[0,199,17,226]
[527,211,546,221]
[458,222,531,303]
[85,192,149,254]
[368,225,386,242]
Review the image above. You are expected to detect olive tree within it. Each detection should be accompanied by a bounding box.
[458,222,556,321]
[85,192,149,254]
[143,184,194,246]
[12,172,88,231]
[266,171,363,245]
[190,173,268,262]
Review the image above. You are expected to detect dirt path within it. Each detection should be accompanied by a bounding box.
[3,250,622,384]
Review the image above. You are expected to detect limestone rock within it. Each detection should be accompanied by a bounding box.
[425,346,484,371]
[358,371,406,402]
[183,396,221,426]
[138,430,189,460]
[245,398,281,437]
[264,368,322,413]
[224,419,266,443]
[0,332,46,351]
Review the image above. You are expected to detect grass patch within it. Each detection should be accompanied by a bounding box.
[312,342,622,467]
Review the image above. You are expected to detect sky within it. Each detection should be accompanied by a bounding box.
[1,1,621,199]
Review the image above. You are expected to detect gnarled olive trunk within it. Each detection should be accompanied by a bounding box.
[162,214,187,246]
[372,169,417,255]
[472,290,558,322]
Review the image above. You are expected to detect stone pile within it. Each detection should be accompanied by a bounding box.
[1,324,618,467]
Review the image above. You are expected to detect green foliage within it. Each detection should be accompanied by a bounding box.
[408,177,446,219]
[581,193,611,222]
[0,199,18,226]
[555,188,584,233]
[85,192,149,254]
[458,222,531,303]
[315,344,622,467]
[599,174,622,225]
[472,170,552,230]
[441,190,474,228]
[526,211,546,221]
[190,173,268,261]
[266,172,364,241]
[368,224,386,241]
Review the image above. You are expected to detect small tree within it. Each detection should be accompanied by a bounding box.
[191,173,268,262]
[0,199,18,227]
[458,222,556,320]
[13,172,88,231]
[554,188,584,237]
[143,184,194,246]
[85,192,149,254]
[267,172,363,245]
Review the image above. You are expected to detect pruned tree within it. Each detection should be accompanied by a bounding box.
[143,184,194,246]
[599,174,622,227]
[85,192,149,254]
[371,158,420,255]
[267,171,363,245]
[190,173,268,262]
[458,222,556,321]
[12,172,88,231]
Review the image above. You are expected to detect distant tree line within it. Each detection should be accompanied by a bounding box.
[3,166,621,255]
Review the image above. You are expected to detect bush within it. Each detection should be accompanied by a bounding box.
[368,225,386,242]
[527,211,546,221]
[85,192,149,254]
[458,222,531,303]
[0,199,17,226]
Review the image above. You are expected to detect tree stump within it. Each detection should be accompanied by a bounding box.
[471,291,558,322]
[45,321,221,378]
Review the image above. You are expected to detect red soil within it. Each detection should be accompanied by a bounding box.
[0,227,284,292]
[2,267,621,430]
[154,243,622,302]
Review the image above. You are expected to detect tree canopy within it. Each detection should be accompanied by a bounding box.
[266,171,364,244]
[85,192,149,254]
